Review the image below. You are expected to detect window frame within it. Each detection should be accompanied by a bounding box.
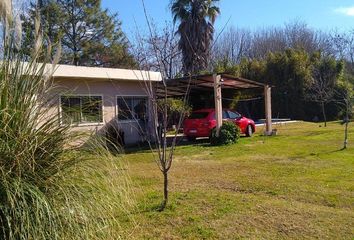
[116,95,148,122]
[59,94,104,126]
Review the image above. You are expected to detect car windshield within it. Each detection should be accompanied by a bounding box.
[188,112,210,119]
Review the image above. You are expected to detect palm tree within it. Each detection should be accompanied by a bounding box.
[171,0,220,75]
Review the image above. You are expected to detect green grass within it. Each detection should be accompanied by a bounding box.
[120,122,354,239]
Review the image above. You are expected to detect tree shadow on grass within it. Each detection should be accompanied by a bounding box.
[136,198,177,214]
[311,148,348,155]
[291,148,348,160]
[124,136,211,154]
[123,134,262,153]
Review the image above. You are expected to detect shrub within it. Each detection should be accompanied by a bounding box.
[210,122,240,145]
[157,98,192,128]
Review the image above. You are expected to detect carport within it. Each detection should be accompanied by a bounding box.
[157,73,273,136]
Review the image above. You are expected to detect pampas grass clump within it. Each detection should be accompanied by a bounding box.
[0,3,134,239]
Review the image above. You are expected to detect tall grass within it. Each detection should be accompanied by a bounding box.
[51,143,135,239]
[0,3,134,239]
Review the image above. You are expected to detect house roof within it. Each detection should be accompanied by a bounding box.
[49,64,162,82]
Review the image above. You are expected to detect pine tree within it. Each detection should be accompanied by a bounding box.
[22,0,136,68]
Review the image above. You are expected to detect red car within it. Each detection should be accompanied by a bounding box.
[183,109,256,141]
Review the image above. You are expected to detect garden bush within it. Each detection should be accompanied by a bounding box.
[210,122,240,145]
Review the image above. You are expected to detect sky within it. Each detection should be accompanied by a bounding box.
[102,0,354,40]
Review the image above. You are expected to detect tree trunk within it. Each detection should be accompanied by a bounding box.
[161,170,168,210]
[343,105,349,149]
[321,102,327,127]
[344,121,348,149]
[74,54,79,66]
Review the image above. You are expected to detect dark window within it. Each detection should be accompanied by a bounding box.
[227,110,241,119]
[188,112,210,119]
[117,98,131,120]
[117,97,147,121]
[61,96,103,124]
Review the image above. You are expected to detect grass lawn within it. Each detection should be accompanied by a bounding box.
[120,122,353,239]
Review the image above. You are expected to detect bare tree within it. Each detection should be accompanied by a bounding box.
[331,32,354,149]
[305,56,340,127]
[132,22,182,79]
[249,27,287,59]
[214,21,334,62]
[339,80,353,149]
[306,86,332,126]
[128,0,192,210]
[212,26,252,65]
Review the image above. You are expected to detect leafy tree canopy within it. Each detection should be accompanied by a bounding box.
[22,0,137,68]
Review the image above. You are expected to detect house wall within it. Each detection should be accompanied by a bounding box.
[46,77,154,145]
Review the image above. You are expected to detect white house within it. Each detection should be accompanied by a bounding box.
[44,64,162,145]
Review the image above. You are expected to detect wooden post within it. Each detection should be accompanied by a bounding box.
[264,85,272,136]
[214,74,222,137]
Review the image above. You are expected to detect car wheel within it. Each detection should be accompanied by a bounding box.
[245,125,253,137]
[187,136,196,141]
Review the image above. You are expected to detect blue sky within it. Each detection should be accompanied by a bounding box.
[102,0,354,39]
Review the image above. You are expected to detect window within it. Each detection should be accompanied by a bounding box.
[227,110,241,119]
[188,112,210,119]
[212,110,229,120]
[117,97,147,121]
[60,96,103,124]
